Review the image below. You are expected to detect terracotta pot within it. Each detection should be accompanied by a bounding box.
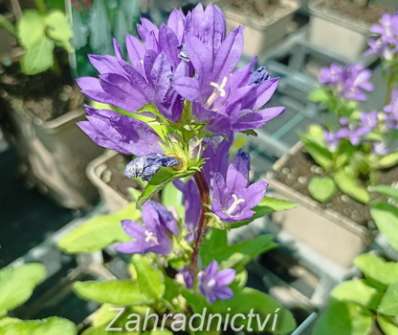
[224,0,299,57]
[267,142,372,269]
[87,151,130,212]
[308,0,382,61]
[4,100,102,209]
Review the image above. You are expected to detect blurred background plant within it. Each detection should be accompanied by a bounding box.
[312,185,398,335]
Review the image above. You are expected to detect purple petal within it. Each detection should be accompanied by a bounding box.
[213,26,243,81]
[76,77,112,104]
[88,54,125,74]
[80,106,161,155]
[215,269,236,286]
[167,9,185,44]
[113,38,122,60]
[173,77,200,100]
[147,201,179,235]
[100,73,148,111]
[215,287,234,300]
[253,79,279,109]
[126,34,145,65]
[159,25,179,66]
[244,180,268,208]
[226,150,250,190]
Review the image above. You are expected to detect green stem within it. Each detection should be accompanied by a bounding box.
[386,70,396,104]
[34,0,47,13]
[190,172,210,275]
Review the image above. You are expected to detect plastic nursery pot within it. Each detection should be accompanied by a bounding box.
[223,0,300,57]
[0,60,103,209]
[5,105,102,209]
[87,151,141,212]
[266,142,372,269]
[308,0,385,62]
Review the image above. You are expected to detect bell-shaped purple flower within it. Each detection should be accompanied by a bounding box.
[125,154,179,181]
[177,267,194,289]
[367,12,398,60]
[319,64,374,102]
[174,37,284,135]
[78,106,162,156]
[211,150,268,222]
[319,64,344,86]
[115,201,178,255]
[77,12,186,122]
[198,261,235,303]
[174,179,201,241]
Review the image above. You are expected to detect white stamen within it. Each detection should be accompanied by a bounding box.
[225,194,245,216]
[144,230,159,245]
[206,76,228,108]
[207,279,216,288]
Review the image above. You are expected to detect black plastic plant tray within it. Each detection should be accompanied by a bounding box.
[0,148,79,267]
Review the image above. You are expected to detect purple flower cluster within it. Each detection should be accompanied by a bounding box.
[319,64,374,101]
[367,12,398,60]
[179,261,236,304]
[77,3,281,304]
[325,112,381,153]
[77,4,283,140]
[116,201,179,255]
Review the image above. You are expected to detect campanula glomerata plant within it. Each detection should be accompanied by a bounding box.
[304,12,398,205]
[66,3,296,334]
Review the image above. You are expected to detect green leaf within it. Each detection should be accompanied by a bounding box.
[306,124,327,147]
[331,279,382,310]
[200,229,276,268]
[44,11,73,51]
[302,138,333,170]
[17,10,45,48]
[308,176,336,203]
[378,282,398,316]
[137,167,195,207]
[161,182,184,219]
[377,152,398,169]
[219,235,277,270]
[334,170,370,204]
[0,263,46,316]
[20,37,54,75]
[378,315,398,335]
[230,196,296,229]
[370,185,398,201]
[0,318,21,328]
[355,253,398,287]
[0,317,76,335]
[200,229,228,266]
[73,280,153,306]
[58,204,139,254]
[82,326,137,335]
[132,255,165,300]
[309,87,330,103]
[211,288,296,334]
[312,300,373,335]
[371,203,398,252]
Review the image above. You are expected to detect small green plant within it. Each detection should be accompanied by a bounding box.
[0,2,72,75]
[313,186,398,335]
[0,263,77,335]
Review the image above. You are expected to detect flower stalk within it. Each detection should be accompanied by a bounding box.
[190,172,210,274]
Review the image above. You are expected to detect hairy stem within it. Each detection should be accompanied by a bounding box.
[190,171,210,274]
